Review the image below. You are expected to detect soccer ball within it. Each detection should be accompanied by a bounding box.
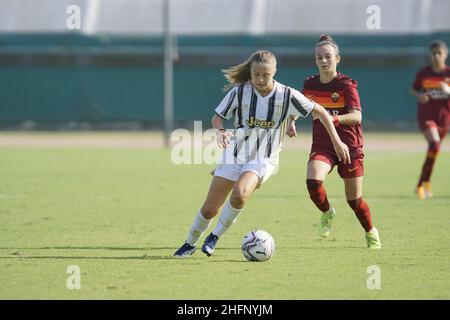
[241,230,275,262]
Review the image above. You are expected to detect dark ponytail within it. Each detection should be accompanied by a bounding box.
[319,34,334,43]
[430,40,448,52]
[316,34,340,55]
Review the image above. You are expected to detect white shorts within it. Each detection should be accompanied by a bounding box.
[213,157,279,187]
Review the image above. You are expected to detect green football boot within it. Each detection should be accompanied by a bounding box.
[366,227,381,249]
[319,206,336,238]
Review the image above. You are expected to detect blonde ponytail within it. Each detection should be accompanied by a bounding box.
[221,50,277,91]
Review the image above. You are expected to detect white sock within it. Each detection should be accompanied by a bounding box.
[212,200,243,238]
[186,210,213,246]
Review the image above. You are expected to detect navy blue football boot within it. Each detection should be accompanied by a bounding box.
[201,233,219,256]
[173,242,196,258]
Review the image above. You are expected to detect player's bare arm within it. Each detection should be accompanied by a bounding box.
[440,81,450,95]
[334,108,362,125]
[212,114,233,149]
[286,115,298,137]
[410,88,430,104]
[312,103,351,164]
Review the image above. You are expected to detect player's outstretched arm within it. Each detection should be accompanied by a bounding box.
[312,104,351,164]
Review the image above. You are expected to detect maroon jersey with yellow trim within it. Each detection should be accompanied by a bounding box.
[303,73,363,150]
[412,65,450,109]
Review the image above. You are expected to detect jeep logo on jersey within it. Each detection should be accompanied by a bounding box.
[331,92,340,103]
[247,117,275,129]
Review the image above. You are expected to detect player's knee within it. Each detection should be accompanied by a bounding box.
[307,179,327,204]
[306,179,323,191]
[306,179,323,198]
[424,120,436,129]
[200,203,220,219]
[347,197,363,210]
[428,141,440,157]
[230,186,251,208]
[229,195,245,209]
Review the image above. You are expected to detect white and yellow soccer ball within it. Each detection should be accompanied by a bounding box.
[241,230,275,262]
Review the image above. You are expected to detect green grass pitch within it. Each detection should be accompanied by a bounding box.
[0,133,449,299]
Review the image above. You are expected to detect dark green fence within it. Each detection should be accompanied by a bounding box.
[0,32,449,129]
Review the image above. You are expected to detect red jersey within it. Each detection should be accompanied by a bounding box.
[303,73,363,150]
[412,65,450,115]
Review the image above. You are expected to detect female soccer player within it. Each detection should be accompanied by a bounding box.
[174,50,350,257]
[411,40,449,199]
[288,35,381,249]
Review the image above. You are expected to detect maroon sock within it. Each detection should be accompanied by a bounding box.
[418,141,440,186]
[438,128,447,141]
[306,179,330,213]
[347,197,373,232]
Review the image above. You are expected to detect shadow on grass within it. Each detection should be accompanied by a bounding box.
[0,244,369,261]
[0,255,174,260]
[0,246,180,260]
[0,246,238,261]
[0,246,173,251]
[0,254,249,261]
[0,246,242,251]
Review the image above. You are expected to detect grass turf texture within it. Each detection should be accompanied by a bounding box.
[0,134,449,299]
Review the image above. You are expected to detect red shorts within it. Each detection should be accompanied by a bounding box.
[309,146,364,179]
[417,105,449,138]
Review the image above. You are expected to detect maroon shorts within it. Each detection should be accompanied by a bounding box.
[309,146,364,179]
[417,105,449,138]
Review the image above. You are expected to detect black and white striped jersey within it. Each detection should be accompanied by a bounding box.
[214,81,315,161]
[215,81,314,129]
